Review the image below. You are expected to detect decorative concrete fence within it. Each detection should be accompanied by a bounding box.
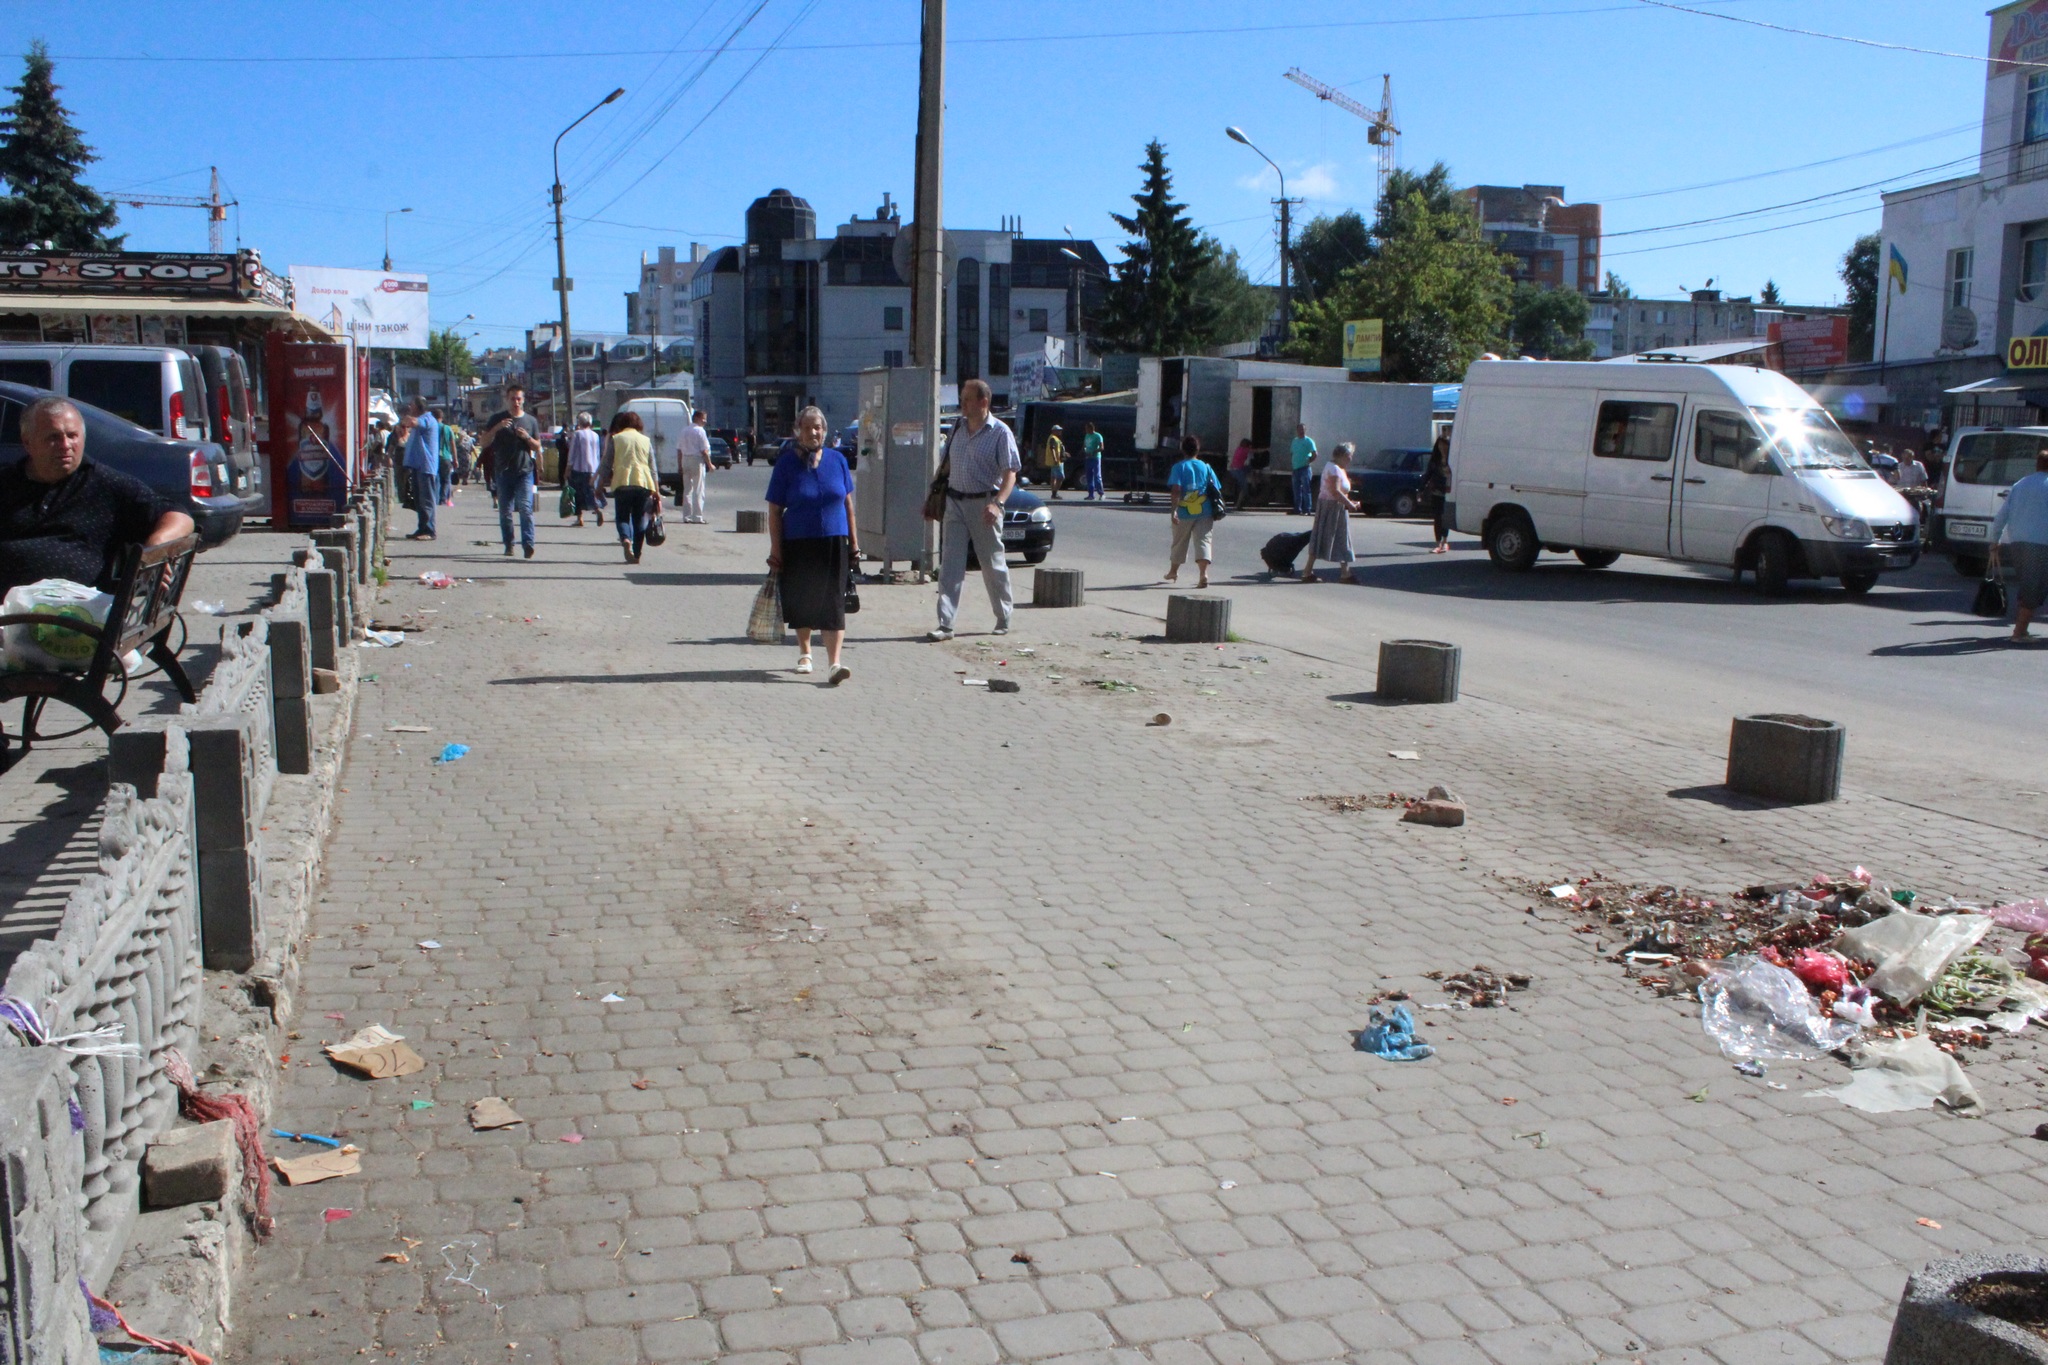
[0,1046,92,1365]
[181,621,276,972]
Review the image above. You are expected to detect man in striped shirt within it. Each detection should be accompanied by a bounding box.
[928,378,1020,640]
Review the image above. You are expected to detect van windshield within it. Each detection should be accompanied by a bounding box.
[1750,407,1866,471]
[1951,431,2048,486]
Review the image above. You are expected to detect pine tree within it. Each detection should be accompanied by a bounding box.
[1091,141,1212,355]
[0,42,121,251]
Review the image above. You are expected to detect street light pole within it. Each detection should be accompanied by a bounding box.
[1060,245,1096,369]
[383,207,411,393]
[552,86,625,439]
[1225,127,1293,349]
[911,0,946,574]
[444,312,473,411]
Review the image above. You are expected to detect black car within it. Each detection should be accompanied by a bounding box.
[1353,447,1433,517]
[963,486,1056,568]
[0,380,246,546]
[707,435,735,469]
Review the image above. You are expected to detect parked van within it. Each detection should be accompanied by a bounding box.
[182,344,259,493]
[0,343,209,444]
[618,396,691,493]
[1450,359,1919,595]
[1929,426,2048,577]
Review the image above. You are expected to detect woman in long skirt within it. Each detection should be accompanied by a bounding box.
[766,406,860,685]
[1302,443,1362,584]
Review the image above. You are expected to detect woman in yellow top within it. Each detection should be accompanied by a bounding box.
[604,410,662,563]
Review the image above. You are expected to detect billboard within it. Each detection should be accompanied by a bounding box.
[1993,0,2048,72]
[289,265,430,349]
[1343,319,1383,375]
[263,336,359,528]
[1767,316,1848,371]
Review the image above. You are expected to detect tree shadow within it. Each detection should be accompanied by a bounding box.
[1326,690,1433,708]
[0,760,108,976]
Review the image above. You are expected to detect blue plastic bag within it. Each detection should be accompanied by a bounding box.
[434,744,469,764]
[1354,1004,1434,1061]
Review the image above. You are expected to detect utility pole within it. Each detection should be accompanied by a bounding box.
[1225,128,1296,351]
[552,87,625,438]
[911,0,946,574]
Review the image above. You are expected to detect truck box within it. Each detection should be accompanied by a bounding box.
[1225,377,1434,505]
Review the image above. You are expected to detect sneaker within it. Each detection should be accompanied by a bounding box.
[523,545,535,559]
[503,544,514,556]
[925,627,954,642]
[992,622,1011,635]
[795,655,814,674]
[828,664,851,686]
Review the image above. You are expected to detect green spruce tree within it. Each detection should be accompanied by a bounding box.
[0,41,121,251]
[1091,141,1212,355]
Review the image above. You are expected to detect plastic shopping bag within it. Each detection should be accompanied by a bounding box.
[746,574,784,644]
[1,578,113,673]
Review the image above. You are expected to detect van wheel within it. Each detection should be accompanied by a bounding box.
[1574,548,1620,569]
[1841,571,1878,597]
[1485,511,1540,572]
[1753,532,1794,596]
[1391,492,1418,518]
[1954,555,1987,579]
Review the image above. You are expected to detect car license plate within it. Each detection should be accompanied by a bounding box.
[1948,520,1988,540]
[1888,552,1913,567]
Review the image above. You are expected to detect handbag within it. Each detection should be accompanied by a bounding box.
[923,428,956,522]
[844,555,862,615]
[557,482,576,518]
[1207,471,1228,521]
[1972,573,2009,618]
[746,573,784,643]
[644,506,667,546]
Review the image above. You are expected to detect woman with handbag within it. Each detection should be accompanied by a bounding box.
[1424,430,1452,553]
[604,410,661,563]
[766,406,859,684]
[1163,435,1223,589]
[1301,443,1363,584]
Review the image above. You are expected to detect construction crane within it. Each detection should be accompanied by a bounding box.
[1283,69,1399,206]
[113,167,235,253]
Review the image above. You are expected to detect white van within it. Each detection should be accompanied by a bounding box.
[0,343,209,442]
[1930,426,2048,577]
[617,396,691,493]
[1449,359,1919,595]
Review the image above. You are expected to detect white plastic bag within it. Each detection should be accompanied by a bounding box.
[1810,1034,1981,1113]
[1838,909,1991,1005]
[1698,956,1860,1061]
[0,578,112,673]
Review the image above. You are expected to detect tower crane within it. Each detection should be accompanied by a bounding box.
[1282,70,1399,206]
[111,167,235,253]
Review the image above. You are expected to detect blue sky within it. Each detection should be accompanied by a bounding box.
[12,1,1994,348]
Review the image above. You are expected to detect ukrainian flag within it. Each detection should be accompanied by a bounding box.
[1888,243,1908,295]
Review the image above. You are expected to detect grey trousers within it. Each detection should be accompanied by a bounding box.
[936,495,1013,631]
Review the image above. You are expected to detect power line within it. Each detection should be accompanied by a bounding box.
[1591,120,1983,204]
[1633,0,2048,72]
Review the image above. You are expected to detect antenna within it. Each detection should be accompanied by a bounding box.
[1282,69,1400,206]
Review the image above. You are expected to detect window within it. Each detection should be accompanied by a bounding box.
[987,263,1009,380]
[883,349,904,368]
[882,305,903,331]
[1693,410,1772,474]
[2030,73,2048,145]
[2024,229,2048,303]
[1750,407,1865,471]
[1591,400,1677,461]
[1951,431,2048,485]
[1027,307,1049,333]
[0,359,51,388]
[1949,248,1974,310]
[0,398,18,444]
[955,258,980,381]
[68,359,163,431]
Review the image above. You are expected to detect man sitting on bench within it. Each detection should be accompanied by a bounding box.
[0,396,194,597]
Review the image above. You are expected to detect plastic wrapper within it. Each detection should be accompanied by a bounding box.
[1698,956,1860,1060]
[1990,899,2048,937]
[1810,1034,1980,1113]
[1787,948,1852,993]
[1838,909,1992,1005]
[0,577,111,672]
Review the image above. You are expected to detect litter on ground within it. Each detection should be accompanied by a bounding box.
[1354,1004,1435,1061]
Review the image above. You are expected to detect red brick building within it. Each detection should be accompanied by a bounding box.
[1461,184,1603,294]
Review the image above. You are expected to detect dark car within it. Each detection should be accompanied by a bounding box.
[963,486,1056,568]
[1353,447,1433,517]
[0,380,246,546]
[836,424,861,470]
[707,435,734,469]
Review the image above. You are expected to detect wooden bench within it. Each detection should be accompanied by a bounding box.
[0,534,200,773]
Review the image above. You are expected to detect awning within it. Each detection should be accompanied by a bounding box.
[0,293,335,338]
[1945,376,2028,395]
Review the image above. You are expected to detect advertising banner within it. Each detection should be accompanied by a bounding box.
[1993,0,2048,73]
[1343,319,1384,375]
[1767,316,1849,370]
[289,265,431,349]
[264,336,358,528]
[0,249,280,298]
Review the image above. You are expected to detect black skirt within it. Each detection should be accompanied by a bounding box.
[781,535,848,631]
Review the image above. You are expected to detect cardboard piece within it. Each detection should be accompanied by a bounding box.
[325,1024,426,1079]
[275,1146,362,1185]
[469,1097,524,1130]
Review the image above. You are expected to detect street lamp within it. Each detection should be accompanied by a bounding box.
[382,207,412,272]
[1059,245,1098,369]
[1225,126,1293,344]
[551,86,625,441]
[443,312,473,410]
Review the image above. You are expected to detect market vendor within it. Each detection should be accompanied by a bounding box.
[0,396,194,597]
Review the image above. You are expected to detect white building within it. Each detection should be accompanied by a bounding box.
[1877,0,2048,423]
[625,244,710,353]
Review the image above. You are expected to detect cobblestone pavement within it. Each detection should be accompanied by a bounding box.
[231,480,2048,1365]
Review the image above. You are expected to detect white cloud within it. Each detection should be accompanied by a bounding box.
[1236,161,1340,201]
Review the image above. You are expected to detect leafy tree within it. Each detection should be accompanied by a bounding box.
[1292,210,1371,303]
[1284,160,1511,381]
[1190,237,1272,345]
[1842,232,1879,363]
[1508,283,1594,360]
[1759,279,1783,306]
[1091,141,1213,355]
[401,328,478,380]
[0,41,120,251]
[1603,272,1632,299]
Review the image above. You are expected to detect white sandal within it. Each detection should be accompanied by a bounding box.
[794,655,814,674]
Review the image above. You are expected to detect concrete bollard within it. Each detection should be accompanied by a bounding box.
[736,509,767,534]
[314,547,353,637]
[189,723,264,970]
[301,567,339,671]
[1377,639,1462,704]
[1884,1252,2048,1365]
[1033,567,1085,607]
[1165,594,1230,643]
[1727,713,1843,804]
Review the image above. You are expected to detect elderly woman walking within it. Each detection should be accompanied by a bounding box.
[565,412,604,528]
[604,410,661,563]
[766,406,859,684]
[1302,442,1363,584]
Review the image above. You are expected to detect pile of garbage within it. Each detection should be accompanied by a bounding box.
[1517,869,2048,1113]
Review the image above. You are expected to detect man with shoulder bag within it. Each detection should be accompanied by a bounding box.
[924,378,1020,640]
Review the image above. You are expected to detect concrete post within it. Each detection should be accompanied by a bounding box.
[262,615,313,775]
[1165,594,1231,643]
[1377,640,1462,704]
[1032,567,1084,607]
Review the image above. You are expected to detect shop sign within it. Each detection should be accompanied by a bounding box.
[0,250,268,297]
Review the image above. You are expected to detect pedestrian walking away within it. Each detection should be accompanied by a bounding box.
[927,377,1020,640]
[1042,425,1066,499]
[1290,422,1317,515]
[453,423,475,485]
[1229,435,1253,510]
[565,412,603,528]
[400,397,440,540]
[483,382,542,557]
[676,408,713,523]
[1425,428,1453,553]
[436,407,456,505]
[1303,442,1363,584]
[1081,420,1104,500]
[1989,448,2048,641]
[1164,435,1223,590]
[766,406,858,684]
[604,410,661,564]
